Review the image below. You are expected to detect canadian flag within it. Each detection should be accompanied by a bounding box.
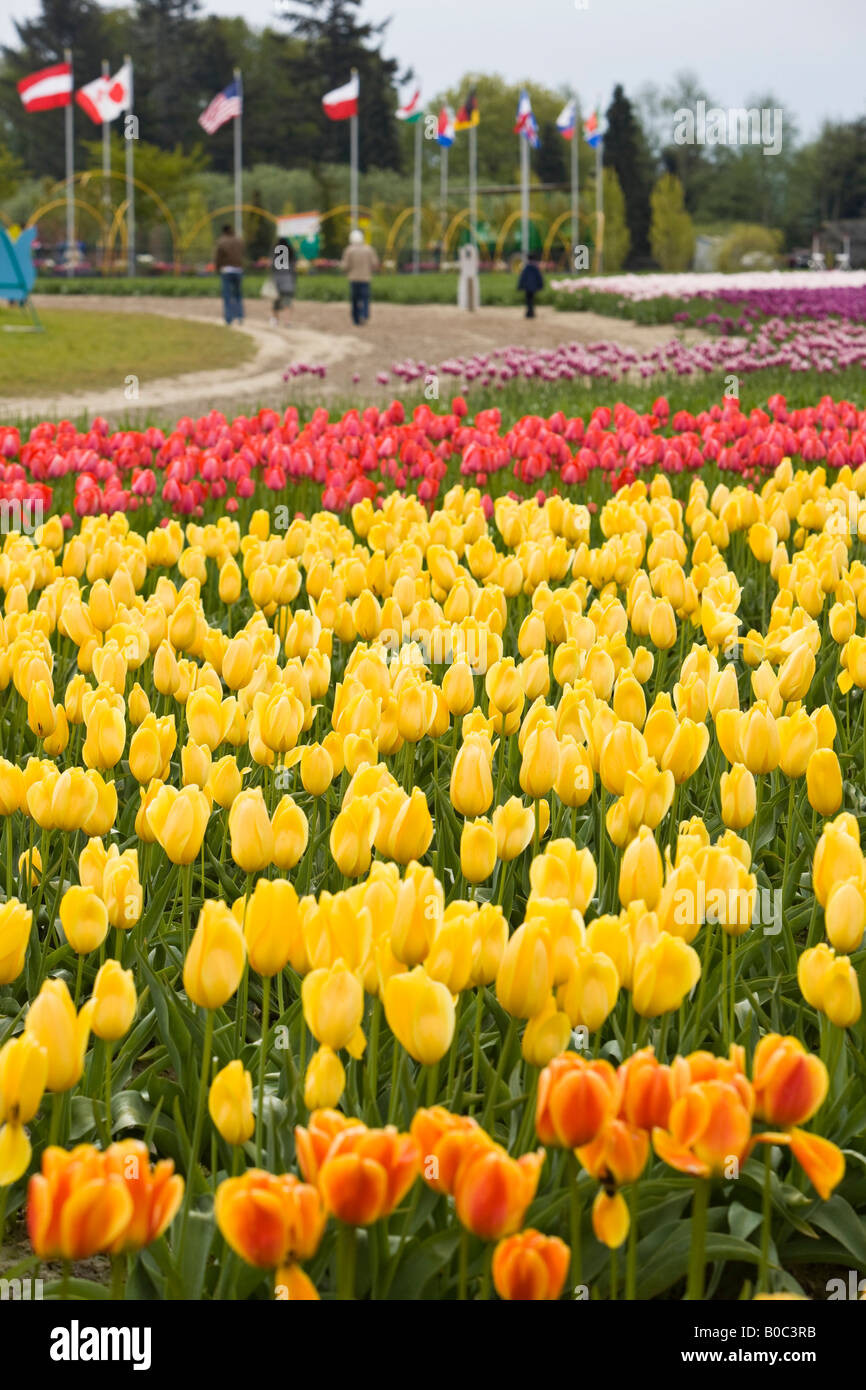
[76,62,132,124]
[17,62,73,112]
[322,72,359,121]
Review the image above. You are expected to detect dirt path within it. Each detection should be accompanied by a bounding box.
[14,293,700,423]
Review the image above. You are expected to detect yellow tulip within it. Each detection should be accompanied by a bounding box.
[90,959,137,1040]
[24,978,93,1092]
[384,966,456,1065]
[183,900,247,1010]
[209,1059,254,1146]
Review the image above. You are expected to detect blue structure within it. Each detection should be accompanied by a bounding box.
[0,226,41,330]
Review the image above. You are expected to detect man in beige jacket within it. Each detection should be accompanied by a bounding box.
[340,228,380,325]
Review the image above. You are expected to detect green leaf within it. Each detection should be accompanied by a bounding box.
[809,1195,866,1266]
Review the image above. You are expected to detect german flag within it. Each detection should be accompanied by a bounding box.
[454,88,479,130]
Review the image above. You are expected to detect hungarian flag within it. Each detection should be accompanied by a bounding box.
[17,61,73,112]
[322,73,359,121]
[514,90,539,147]
[556,99,577,140]
[584,109,603,148]
[396,88,422,123]
[454,89,478,130]
[76,62,131,124]
[436,106,455,147]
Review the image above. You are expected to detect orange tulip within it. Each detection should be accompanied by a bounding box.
[652,1080,753,1178]
[215,1169,325,1267]
[536,1053,620,1148]
[492,1228,570,1301]
[101,1140,184,1252]
[752,1034,828,1129]
[294,1109,366,1187]
[275,1262,320,1301]
[410,1107,491,1195]
[453,1144,545,1241]
[787,1128,845,1201]
[576,1118,649,1186]
[315,1125,420,1226]
[618,1047,675,1131]
[28,1145,132,1260]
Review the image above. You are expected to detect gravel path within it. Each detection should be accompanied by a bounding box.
[12,292,702,424]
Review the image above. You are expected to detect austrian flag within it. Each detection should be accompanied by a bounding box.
[17,62,73,112]
[322,73,359,121]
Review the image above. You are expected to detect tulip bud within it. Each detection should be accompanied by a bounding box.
[60,885,109,955]
[806,748,842,817]
[496,920,552,1019]
[0,898,32,984]
[302,960,364,1051]
[90,959,137,1040]
[619,826,663,910]
[209,1060,255,1146]
[24,978,93,1092]
[303,1046,346,1110]
[461,817,497,884]
[720,763,756,830]
[384,966,456,1065]
[183,901,247,1010]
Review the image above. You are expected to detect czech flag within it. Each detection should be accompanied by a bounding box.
[322,73,359,121]
[436,106,455,147]
[17,61,73,112]
[514,90,539,147]
[584,109,602,148]
[455,89,479,130]
[556,99,577,140]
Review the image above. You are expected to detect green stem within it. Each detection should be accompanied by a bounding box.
[625,1182,639,1300]
[567,1151,583,1291]
[757,1143,773,1293]
[256,975,271,1167]
[180,1007,215,1247]
[104,1039,114,1144]
[336,1222,357,1301]
[685,1178,710,1300]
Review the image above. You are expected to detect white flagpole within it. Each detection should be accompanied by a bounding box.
[349,67,359,230]
[571,98,579,258]
[233,68,243,237]
[440,140,448,253]
[101,59,110,272]
[64,48,74,280]
[412,113,422,273]
[520,130,529,259]
[125,55,135,277]
[469,123,477,250]
[595,113,603,275]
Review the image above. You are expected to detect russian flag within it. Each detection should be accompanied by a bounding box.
[556,99,577,140]
[436,106,455,147]
[322,72,359,121]
[584,109,602,148]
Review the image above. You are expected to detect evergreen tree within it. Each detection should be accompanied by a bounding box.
[603,83,653,263]
[649,173,694,270]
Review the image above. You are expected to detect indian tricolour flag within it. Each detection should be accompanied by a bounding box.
[396,89,423,123]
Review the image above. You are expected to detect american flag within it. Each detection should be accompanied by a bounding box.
[198,80,242,134]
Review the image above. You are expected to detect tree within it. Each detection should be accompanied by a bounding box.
[649,173,695,270]
[603,84,653,261]
[600,167,630,273]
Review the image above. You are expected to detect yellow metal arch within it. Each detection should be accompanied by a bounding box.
[442,208,469,253]
[317,204,372,226]
[44,170,180,266]
[495,209,548,261]
[24,197,109,237]
[543,209,580,262]
[385,206,415,257]
[180,203,279,254]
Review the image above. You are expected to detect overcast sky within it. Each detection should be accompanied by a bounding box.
[3,0,864,138]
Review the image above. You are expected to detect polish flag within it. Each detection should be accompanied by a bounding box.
[322,73,359,121]
[17,62,73,112]
[76,62,132,124]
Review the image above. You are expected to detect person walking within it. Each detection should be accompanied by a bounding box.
[340,227,379,326]
[269,237,297,327]
[517,251,544,319]
[215,223,245,325]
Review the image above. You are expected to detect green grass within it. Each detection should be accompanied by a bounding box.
[34,271,536,307]
[0,309,255,397]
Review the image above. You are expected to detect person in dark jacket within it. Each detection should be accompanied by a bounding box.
[517,251,544,318]
[270,237,297,327]
[214,224,245,324]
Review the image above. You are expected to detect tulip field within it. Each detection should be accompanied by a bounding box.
[2,375,866,1308]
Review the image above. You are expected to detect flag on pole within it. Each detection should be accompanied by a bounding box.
[198,80,242,134]
[514,90,539,147]
[436,106,455,147]
[322,73,359,121]
[76,62,132,124]
[583,109,603,147]
[454,89,479,130]
[17,61,73,112]
[556,99,577,140]
[396,88,423,123]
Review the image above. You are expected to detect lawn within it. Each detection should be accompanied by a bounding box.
[0,308,255,398]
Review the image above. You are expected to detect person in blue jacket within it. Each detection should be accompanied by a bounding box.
[517,251,544,318]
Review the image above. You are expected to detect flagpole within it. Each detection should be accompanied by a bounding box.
[101,59,110,273]
[440,141,448,256]
[469,123,477,251]
[125,55,135,278]
[571,96,579,259]
[233,68,243,237]
[64,48,74,281]
[412,113,422,273]
[349,67,359,230]
[520,131,529,259]
[595,116,603,275]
